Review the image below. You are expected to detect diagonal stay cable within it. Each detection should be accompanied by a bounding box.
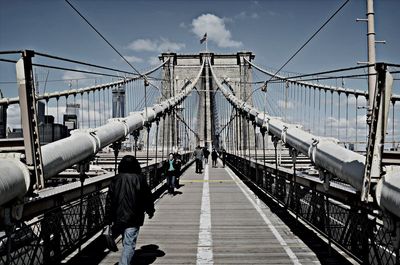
[65,0,142,76]
[35,51,138,76]
[266,0,350,83]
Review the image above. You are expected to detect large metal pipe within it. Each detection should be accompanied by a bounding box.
[376,166,400,219]
[0,157,30,206]
[209,59,366,191]
[0,61,204,206]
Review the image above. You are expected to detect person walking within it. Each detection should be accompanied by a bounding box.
[193,145,204,173]
[163,153,180,194]
[211,148,218,168]
[203,147,210,164]
[105,155,155,265]
[221,148,226,167]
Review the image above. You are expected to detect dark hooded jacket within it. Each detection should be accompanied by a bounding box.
[105,156,155,228]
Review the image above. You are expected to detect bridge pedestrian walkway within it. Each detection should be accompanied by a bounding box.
[65,161,321,265]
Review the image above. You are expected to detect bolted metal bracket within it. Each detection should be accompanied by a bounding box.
[361,63,393,202]
[77,159,91,183]
[16,50,45,190]
[319,168,332,191]
[111,140,122,173]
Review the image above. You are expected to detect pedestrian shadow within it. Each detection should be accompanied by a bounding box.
[172,191,183,196]
[176,183,185,189]
[132,244,165,264]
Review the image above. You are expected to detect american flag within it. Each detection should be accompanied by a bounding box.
[200,33,207,44]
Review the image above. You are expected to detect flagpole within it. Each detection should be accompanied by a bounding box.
[206,37,208,52]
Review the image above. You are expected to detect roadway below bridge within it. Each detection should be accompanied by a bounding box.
[62,160,353,265]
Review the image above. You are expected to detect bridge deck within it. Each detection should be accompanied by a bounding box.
[64,161,324,265]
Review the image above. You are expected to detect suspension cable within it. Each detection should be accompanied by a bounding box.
[265,0,350,82]
[65,0,142,76]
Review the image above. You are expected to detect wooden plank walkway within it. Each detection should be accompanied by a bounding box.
[64,161,326,265]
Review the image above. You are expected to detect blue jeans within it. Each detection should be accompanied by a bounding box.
[167,174,176,192]
[119,226,140,265]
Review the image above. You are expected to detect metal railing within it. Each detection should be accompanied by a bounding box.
[0,153,193,265]
[225,153,398,264]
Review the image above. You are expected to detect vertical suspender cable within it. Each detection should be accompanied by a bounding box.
[94,91,97,127]
[355,96,359,151]
[87,92,91,128]
[338,92,341,139]
[330,91,333,137]
[324,90,327,136]
[80,93,83,128]
[346,94,349,145]
[392,101,396,149]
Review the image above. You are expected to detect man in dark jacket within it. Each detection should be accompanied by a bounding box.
[193,145,204,173]
[211,149,218,167]
[105,155,155,265]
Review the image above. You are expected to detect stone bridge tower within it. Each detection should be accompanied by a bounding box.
[159,51,255,151]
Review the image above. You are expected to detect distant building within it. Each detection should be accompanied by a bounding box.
[112,85,125,118]
[40,116,68,145]
[63,103,80,134]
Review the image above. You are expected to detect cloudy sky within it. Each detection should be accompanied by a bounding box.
[1,0,399,77]
[0,0,399,144]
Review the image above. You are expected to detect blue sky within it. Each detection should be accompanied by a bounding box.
[1,0,399,77]
[0,0,399,142]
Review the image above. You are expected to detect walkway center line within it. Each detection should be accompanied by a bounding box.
[196,164,214,265]
[225,166,301,265]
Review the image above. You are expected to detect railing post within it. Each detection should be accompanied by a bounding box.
[145,123,151,186]
[154,119,160,186]
[261,128,266,189]
[111,140,122,174]
[253,122,259,185]
[132,130,139,157]
[289,148,299,218]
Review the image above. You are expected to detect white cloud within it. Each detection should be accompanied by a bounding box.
[128,39,158,52]
[179,22,187,28]
[235,11,259,20]
[222,17,234,23]
[61,68,95,87]
[236,11,247,20]
[191,14,242,48]
[157,38,185,52]
[7,104,21,129]
[128,38,185,52]
[62,70,87,81]
[125,55,143,63]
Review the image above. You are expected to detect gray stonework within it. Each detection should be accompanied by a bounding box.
[159,52,255,150]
